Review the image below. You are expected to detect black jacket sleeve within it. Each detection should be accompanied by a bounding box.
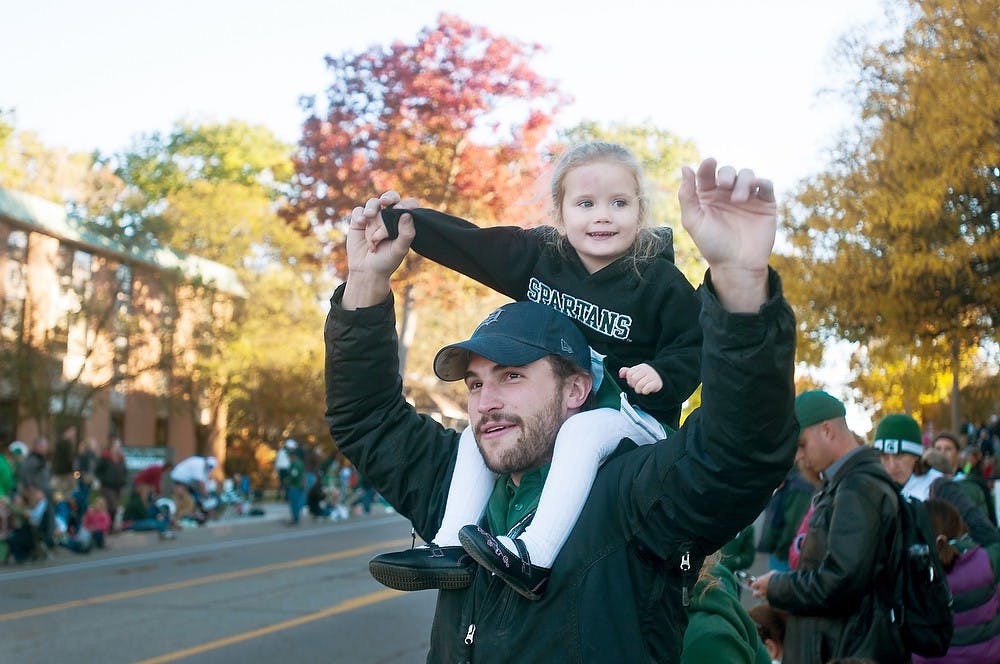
[382,207,544,300]
[624,269,799,559]
[933,477,1000,545]
[323,286,459,542]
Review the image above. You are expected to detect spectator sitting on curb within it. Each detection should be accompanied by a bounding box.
[121,492,176,540]
[83,495,112,548]
[6,485,54,562]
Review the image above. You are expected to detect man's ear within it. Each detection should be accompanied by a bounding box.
[564,373,593,409]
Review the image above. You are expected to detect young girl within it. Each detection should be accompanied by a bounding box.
[917,499,1000,663]
[370,142,703,599]
[83,495,112,549]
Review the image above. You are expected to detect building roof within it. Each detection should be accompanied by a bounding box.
[0,187,248,298]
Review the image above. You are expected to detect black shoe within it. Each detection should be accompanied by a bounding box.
[458,525,550,600]
[369,544,475,592]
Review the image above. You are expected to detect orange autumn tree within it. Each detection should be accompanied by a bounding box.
[288,14,564,377]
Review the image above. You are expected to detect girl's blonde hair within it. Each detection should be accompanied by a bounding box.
[548,141,667,272]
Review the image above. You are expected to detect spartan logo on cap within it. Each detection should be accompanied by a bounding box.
[561,339,573,354]
[879,439,901,454]
[475,308,504,332]
[873,437,923,456]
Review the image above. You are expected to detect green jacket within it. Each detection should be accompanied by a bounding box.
[325,270,798,663]
[720,524,756,572]
[286,458,305,490]
[682,564,771,664]
[0,454,14,498]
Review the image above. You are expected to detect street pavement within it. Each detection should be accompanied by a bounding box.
[2,504,434,663]
[0,499,384,571]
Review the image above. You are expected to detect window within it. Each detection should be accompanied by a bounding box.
[116,263,132,295]
[0,297,22,342]
[155,416,168,447]
[6,230,27,262]
[0,399,17,445]
[48,314,70,355]
[57,245,75,279]
[110,411,124,442]
[72,250,92,293]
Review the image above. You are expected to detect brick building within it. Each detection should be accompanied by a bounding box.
[0,187,247,464]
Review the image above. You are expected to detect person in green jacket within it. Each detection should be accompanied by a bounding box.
[0,442,18,498]
[720,523,757,574]
[285,444,305,525]
[682,559,771,664]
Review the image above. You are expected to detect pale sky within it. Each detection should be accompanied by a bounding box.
[3,0,890,193]
[2,0,889,430]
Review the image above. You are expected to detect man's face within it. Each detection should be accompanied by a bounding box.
[933,437,960,473]
[880,453,917,485]
[795,422,835,474]
[464,354,582,478]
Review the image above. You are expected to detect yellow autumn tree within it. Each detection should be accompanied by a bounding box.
[776,0,1000,428]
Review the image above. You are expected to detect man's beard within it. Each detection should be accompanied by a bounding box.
[474,389,564,475]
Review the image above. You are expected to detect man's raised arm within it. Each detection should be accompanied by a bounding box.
[341,191,418,310]
[678,158,776,312]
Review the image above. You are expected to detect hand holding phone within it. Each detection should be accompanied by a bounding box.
[734,570,757,589]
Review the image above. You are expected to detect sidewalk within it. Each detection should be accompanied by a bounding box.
[2,500,396,570]
[97,500,290,552]
[203,499,289,527]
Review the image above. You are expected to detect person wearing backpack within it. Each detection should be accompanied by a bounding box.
[751,390,907,664]
[877,414,1000,549]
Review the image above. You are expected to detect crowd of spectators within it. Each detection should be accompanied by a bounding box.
[750,406,1000,663]
[1,431,228,562]
[1,431,386,565]
[0,433,183,563]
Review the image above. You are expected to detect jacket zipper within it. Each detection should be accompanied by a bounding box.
[461,513,532,661]
[680,549,692,607]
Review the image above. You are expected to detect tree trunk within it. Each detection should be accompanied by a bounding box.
[397,286,417,378]
[950,336,961,432]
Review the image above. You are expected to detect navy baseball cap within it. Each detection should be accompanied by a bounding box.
[434,301,591,382]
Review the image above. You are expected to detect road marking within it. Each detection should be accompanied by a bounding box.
[134,589,404,664]
[0,514,405,582]
[0,538,410,623]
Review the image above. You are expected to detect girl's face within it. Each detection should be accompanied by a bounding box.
[559,161,641,274]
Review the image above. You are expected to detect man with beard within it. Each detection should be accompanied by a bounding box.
[324,158,797,662]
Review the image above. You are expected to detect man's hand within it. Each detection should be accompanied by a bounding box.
[678,158,776,313]
[342,191,418,310]
[619,363,663,395]
[750,570,776,598]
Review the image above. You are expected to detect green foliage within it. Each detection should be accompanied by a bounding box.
[225,267,329,454]
[96,119,297,250]
[102,118,328,457]
[0,108,120,206]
